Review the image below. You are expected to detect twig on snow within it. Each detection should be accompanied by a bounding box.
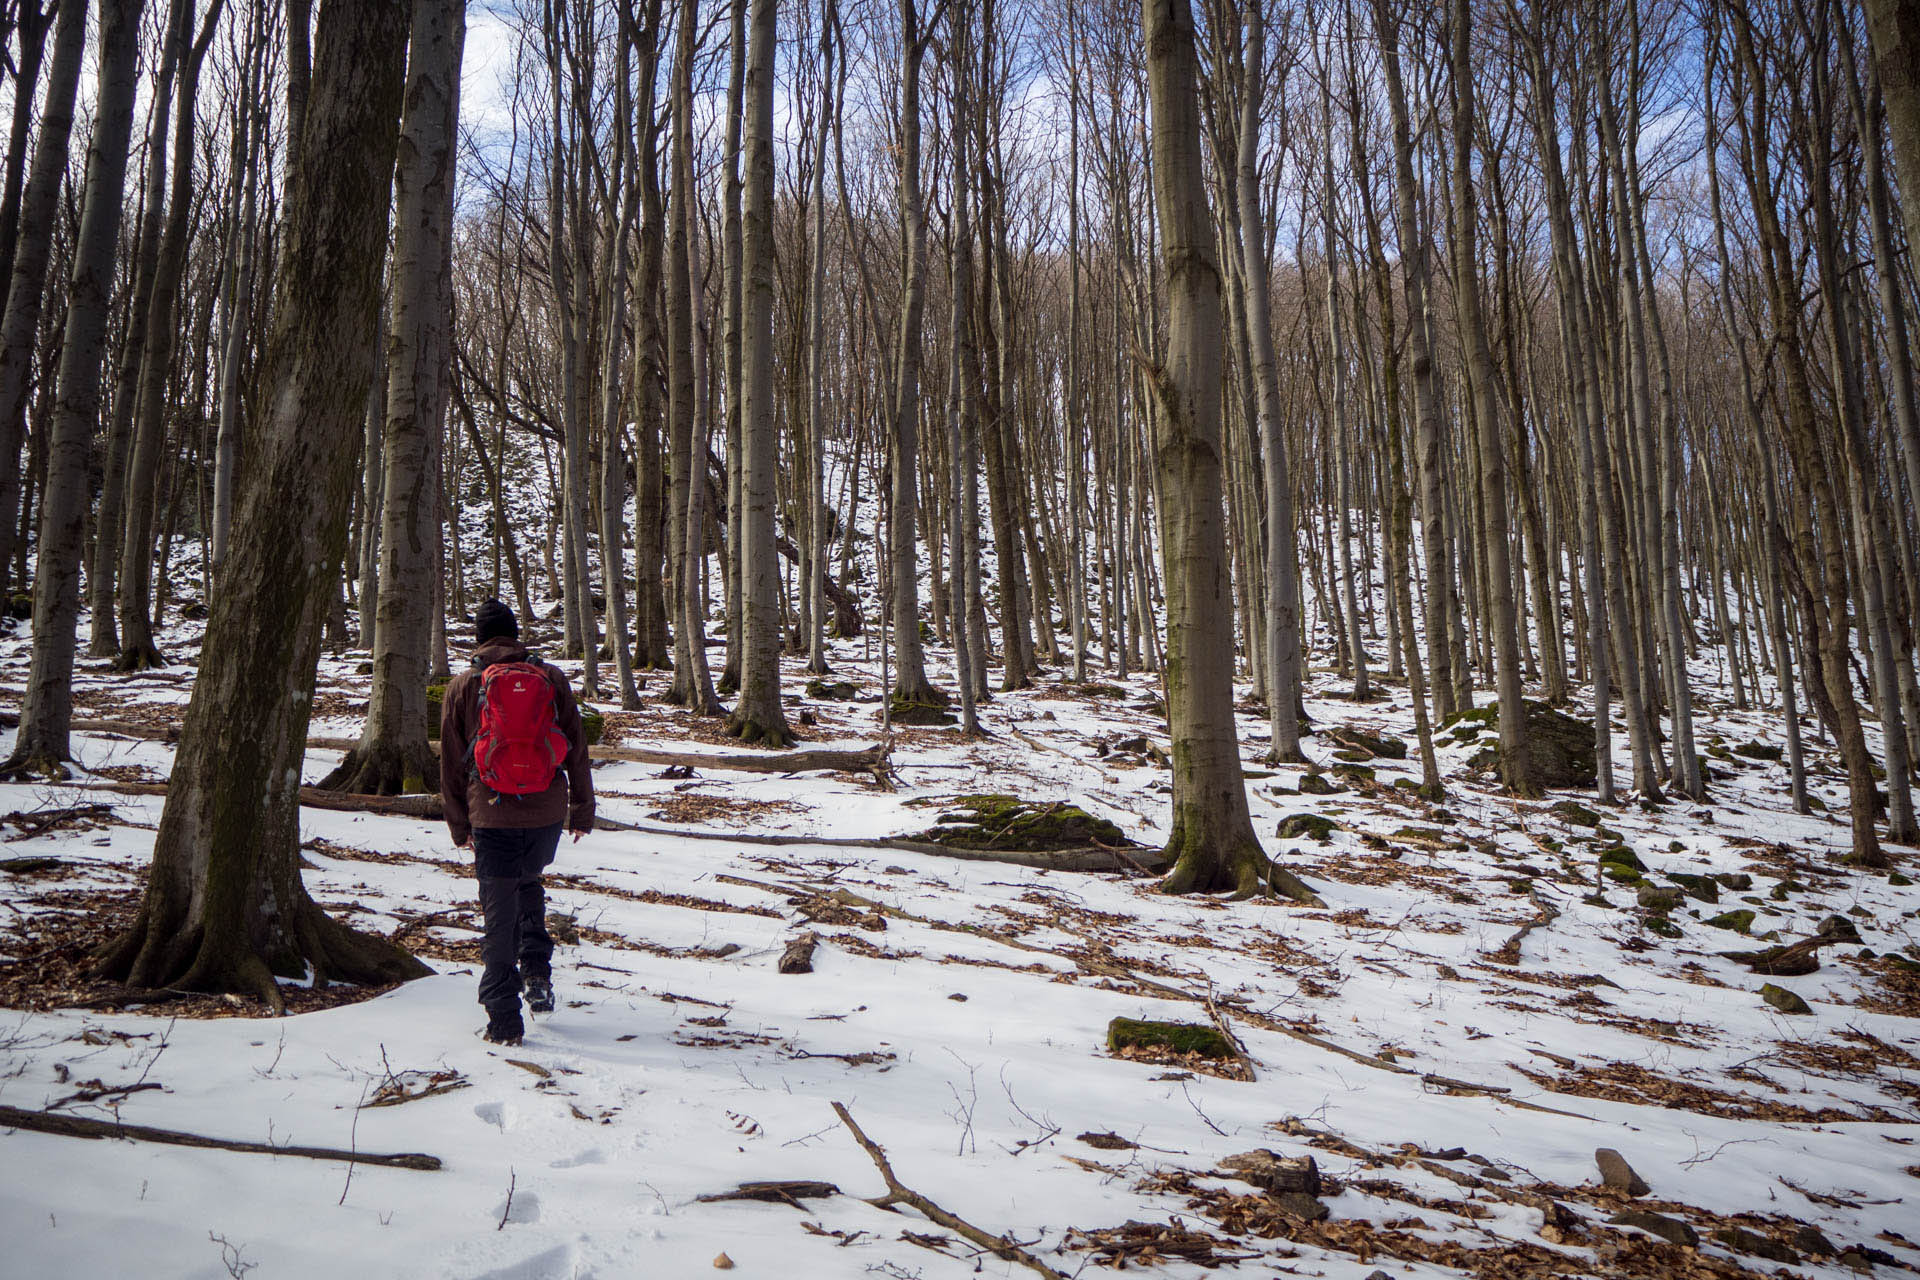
[830,1101,1067,1280]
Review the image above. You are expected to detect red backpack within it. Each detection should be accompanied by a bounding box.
[471,661,568,795]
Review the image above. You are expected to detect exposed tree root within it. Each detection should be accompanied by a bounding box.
[0,751,72,782]
[315,735,438,795]
[724,712,794,749]
[92,881,431,1010]
[0,1104,442,1170]
[111,641,168,673]
[1159,825,1325,905]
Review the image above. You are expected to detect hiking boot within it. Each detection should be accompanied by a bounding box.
[523,973,555,1015]
[481,1013,525,1045]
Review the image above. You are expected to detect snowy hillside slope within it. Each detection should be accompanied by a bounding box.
[2,593,1917,1279]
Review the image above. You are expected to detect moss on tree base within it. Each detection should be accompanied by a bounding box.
[316,737,439,795]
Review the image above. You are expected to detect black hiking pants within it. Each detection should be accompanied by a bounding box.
[473,822,561,1017]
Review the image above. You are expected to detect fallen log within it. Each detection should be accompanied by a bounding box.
[696,1180,840,1206]
[778,932,819,974]
[64,779,444,820]
[591,742,890,776]
[0,711,180,741]
[0,1103,442,1170]
[286,730,892,778]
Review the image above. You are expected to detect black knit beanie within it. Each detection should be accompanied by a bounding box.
[475,598,519,643]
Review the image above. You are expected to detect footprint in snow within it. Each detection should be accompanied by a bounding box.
[549,1148,604,1169]
[464,1240,574,1280]
[491,1189,541,1226]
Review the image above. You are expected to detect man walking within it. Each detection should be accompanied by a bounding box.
[440,599,595,1045]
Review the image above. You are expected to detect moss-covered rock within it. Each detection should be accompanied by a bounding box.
[1298,773,1344,796]
[1666,873,1721,904]
[1645,916,1683,938]
[1107,1017,1236,1061]
[1598,845,1645,873]
[806,678,859,701]
[1328,726,1408,760]
[1332,748,1372,763]
[1277,814,1337,844]
[1760,983,1810,1015]
[1714,873,1754,891]
[1637,885,1685,913]
[4,593,31,621]
[578,703,605,746]
[1330,763,1375,785]
[1550,800,1602,828]
[918,794,1129,851]
[1706,909,1757,934]
[1451,701,1596,787]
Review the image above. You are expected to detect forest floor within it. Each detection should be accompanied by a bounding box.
[1,610,1917,1279]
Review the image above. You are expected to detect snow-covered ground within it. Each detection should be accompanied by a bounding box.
[2,599,1917,1279]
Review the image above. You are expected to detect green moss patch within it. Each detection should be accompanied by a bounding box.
[805,679,859,701]
[425,679,450,741]
[917,795,1129,851]
[1277,814,1337,844]
[1106,1017,1244,1078]
[1549,800,1601,828]
[1706,909,1757,934]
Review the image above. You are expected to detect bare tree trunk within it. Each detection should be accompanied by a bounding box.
[723,0,791,746]
[1861,0,1920,280]
[881,0,945,715]
[1144,0,1301,903]
[945,0,979,734]
[94,0,428,1000]
[319,0,463,795]
[1224,5,1303,761]
[667,0,723,714]
[718,0,746,694]
[116,0,226,671]
[0,0,52,308]
[211,0,270,577]
[1448,0,1532,794]
[0,0,85,588]
[1371,0,1457,721]
[2,0,148,777]
[803,0,835,677]
[596,10,641,711]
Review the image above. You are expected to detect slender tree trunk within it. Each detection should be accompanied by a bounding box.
[884,0,945,713]
[1143,0,1299,902]
[117,0,226,671]
[723,0,790,746]
[319,0,463,795]
[3,0,148,777]
[0,0,85,589]
[1231,3,1302,761]
[667,0,723,714]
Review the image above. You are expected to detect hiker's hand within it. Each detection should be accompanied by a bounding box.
[571,829,586,843]
[456,835,471,849]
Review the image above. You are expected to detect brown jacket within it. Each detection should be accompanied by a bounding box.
[439,637,595,844]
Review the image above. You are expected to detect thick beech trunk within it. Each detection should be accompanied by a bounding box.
[93,0,431,999]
